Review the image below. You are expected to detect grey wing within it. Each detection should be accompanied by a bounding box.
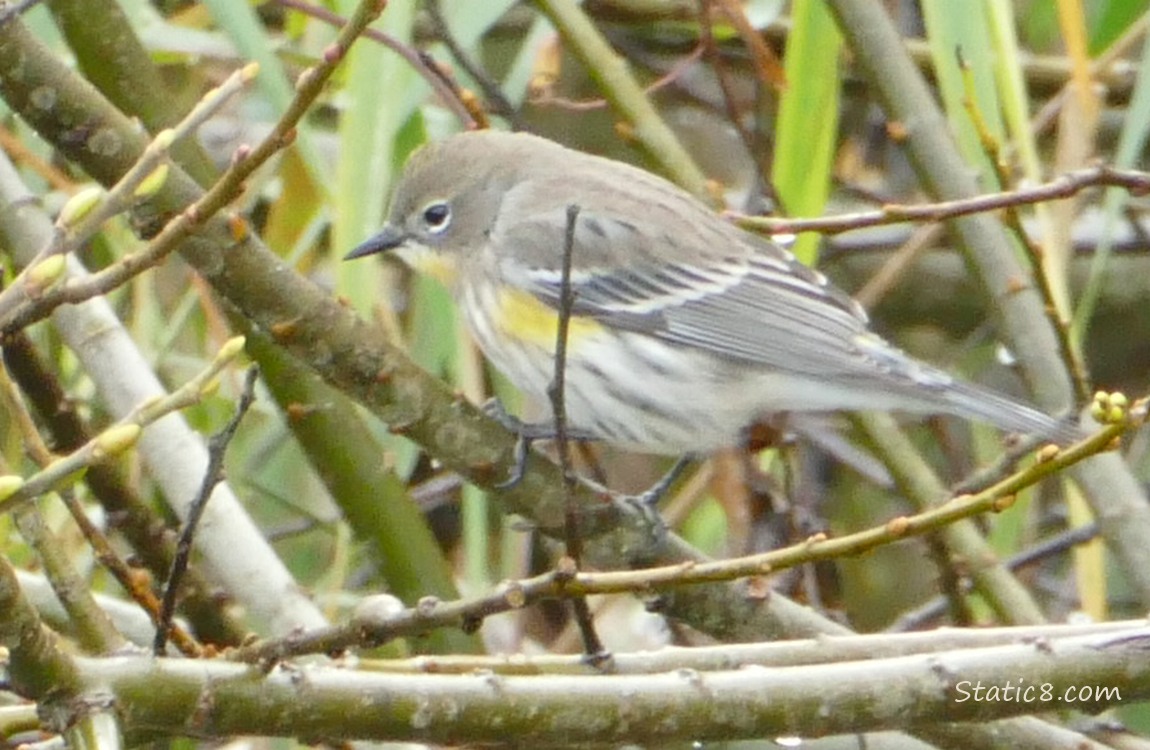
[486,188,1081,441]
[491,203,1083,440]
[496,205,917,383]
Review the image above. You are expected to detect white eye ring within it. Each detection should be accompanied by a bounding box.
[421,200,452,234]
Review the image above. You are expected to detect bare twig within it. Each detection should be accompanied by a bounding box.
[57,485,202,657]
[275,0,476,128]
[853,223,944,309]
[0,63,257,326]
[530,43,705,112]
[696,1,773,205]
[533,0,710,199]
[0,337,248,515]
[1,329,245,650]
[0,362,126,653]
[154,365,260,654]
[549,207,580,519]
[887,522,1101,632]
[546,204,607,660]
[423,0,520,128]
[362,618,1140,676]
[956,51,1092,405]
[733,164,1150,236]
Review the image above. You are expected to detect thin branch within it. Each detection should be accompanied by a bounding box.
[360,618,1142,675]
[154,365,260,655]
[696,1,774,206]
[887,522,1101,632]
[8,503,126,655]
[274,0,476,128]
[0,337,247,515]
[545,203,606,660]
[951,430,1074,496]
[708,0,787,90]
[733,164,1150,236]
[549,207,580,515]
[58,485,203,657]
[0,63,257,325]
[1,328,246,649]
[0,361,125,653]
[422,0,520,128]
[533,0,710,199]
[853,223,944,309]
[530,42,705,112]
[854,413,1047,626]
[956,51,1092,405]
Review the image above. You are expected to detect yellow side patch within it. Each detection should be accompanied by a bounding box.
[494,288,603,346]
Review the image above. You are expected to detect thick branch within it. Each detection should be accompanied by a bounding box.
[82,627,1150,744]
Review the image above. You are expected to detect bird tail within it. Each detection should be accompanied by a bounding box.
[938,380,1083,445]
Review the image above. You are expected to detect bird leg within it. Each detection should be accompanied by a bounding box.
[634,454,694,507]
[482,397,598,489]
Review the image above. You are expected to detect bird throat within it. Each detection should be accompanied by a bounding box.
[405,251,460,287]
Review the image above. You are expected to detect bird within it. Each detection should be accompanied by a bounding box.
[346,129,1077,456]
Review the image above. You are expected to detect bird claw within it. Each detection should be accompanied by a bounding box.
[483,398,599,489]
[580,648,614,670]
[615,456,694,549]
[496,431,533,490]
[634,455,693,507]
[620,493,669,546]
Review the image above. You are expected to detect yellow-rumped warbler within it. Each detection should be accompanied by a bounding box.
[346,130,1076,454]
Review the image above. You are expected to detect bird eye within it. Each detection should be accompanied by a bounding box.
[421,201,452,234]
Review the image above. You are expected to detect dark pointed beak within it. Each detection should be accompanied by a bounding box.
[344,224,407,260]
